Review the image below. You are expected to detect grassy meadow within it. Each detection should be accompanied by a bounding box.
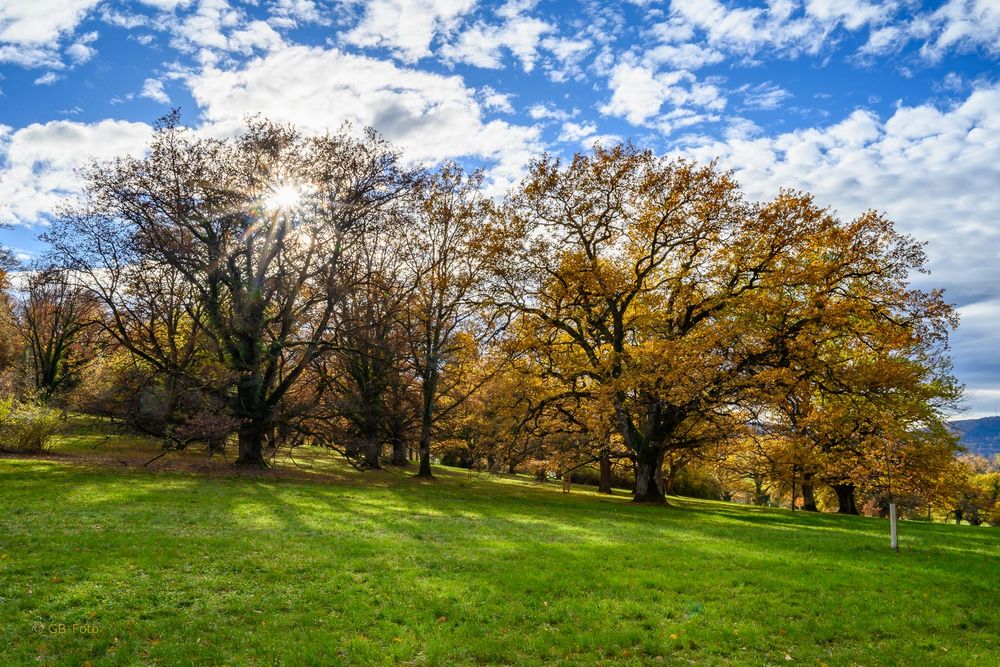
[1,422,998,666]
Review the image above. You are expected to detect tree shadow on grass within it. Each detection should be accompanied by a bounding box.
[2,459,999,665]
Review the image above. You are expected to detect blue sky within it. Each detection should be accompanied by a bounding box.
[1,0,999,415]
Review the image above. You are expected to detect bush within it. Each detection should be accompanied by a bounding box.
[671,467,724,500]
[0,399,62,453]
[566,463,634,490]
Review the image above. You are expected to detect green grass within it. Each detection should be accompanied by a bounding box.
[1,439,999,665]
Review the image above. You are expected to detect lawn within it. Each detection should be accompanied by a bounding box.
[1,437,998,665]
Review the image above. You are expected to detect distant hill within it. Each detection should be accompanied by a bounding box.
[950,416,1000,459]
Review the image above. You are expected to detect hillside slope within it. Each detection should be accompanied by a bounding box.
[951,416,1000,458]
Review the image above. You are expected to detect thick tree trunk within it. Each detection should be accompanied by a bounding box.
[633,448,666,504]
[390,436,408,466]
[801,472,819,512]
[833,483,859,515]
[235,375,267,466]
[236,420,266,466]
[416,426,432,477]
[598,451,613,494]
[363,440,382,469]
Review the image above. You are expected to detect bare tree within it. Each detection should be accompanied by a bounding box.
[323,223,412,468]
[51,113,414,464]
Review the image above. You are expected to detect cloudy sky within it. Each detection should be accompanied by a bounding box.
[1,0,998,415]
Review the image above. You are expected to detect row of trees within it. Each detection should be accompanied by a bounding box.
[0,113,974,512]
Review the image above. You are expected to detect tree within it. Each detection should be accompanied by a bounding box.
[0,241,20,391]
[322,223,411,469]
[488,147,800,501]
[402,164,498,478]
[52,113,414,465]
[943,455,1000,525]
[12,267,102,400]
[489,143,958,503]
[43,211,214,435]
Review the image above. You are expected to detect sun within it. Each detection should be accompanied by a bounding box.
[263,181,310,212]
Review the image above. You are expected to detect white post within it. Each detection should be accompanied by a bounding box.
[889,503,898,551]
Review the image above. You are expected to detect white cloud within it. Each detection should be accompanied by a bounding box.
[859,25,903,55]
[441,0,553,72]
[805,0,891,31]
[138,0,195,8]
[140,78,171,104]
[186,44,542,194]
[672,84,1000,412]
[0,0,100,45]
[0,44,63,69]
[915,0,1000,60]
[66,30,99,64]
[602,62,673,124]
[345,0,476,62]
[268,0,325,28]
[954,298,1000,388]
[600,60,725,127]
[0,120,152,225]
[676,83,1000,309]
[666,0,892,58]
[581,133,623,150]
[0,1,101,68]
[960,388,1000,419]
[169,0,284,58]
[558,121,597,143]
[479,85,514,113]
[527,104,577,122]
[539,35,592,81]
[739,82,793,110]
[644,42,724,70]
[33,72,61,86]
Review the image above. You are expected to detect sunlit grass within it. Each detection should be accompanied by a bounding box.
[1,437,998,665]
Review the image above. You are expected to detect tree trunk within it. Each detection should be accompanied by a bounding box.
[363,439,382,469]
[598,451,613,494]
[236,419,266,466]
[801,472,818,512]
[665,458,678,496]
[790,465,797,511]
[833,483,859,515]
[633,448,666,504]
[234,373,267,466]
[390,436,408,466]
[416,374,435,478]
[753,477,769,506]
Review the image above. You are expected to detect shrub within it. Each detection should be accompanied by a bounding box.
[671,467,724,500]
[0,399,62,453]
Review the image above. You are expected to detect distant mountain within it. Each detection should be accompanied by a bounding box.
[950,417,1000,459]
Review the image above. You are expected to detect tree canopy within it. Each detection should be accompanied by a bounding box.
[0,116,968,515]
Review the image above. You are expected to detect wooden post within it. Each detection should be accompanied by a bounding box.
[889,502,899,551]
